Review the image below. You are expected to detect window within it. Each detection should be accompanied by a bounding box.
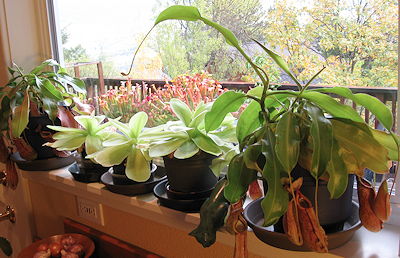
[48,0,400,208]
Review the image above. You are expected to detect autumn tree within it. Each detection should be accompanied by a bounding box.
[264,0,397,87]
[154,0,267,80]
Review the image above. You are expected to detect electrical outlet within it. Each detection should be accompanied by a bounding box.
[76,197,104,225]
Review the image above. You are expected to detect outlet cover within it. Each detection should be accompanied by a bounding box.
[76,197,104,225]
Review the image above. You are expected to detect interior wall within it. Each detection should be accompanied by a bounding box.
[0,0,52,75]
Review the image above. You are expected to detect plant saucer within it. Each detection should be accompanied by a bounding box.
[243,198,361,251]
[100,165,166,196]
[11,152,75,171]
[153,179,209,213]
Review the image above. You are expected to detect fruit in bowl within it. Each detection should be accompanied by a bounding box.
[18,234,94,258]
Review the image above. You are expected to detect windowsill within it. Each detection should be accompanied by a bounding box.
[20,167,400,258]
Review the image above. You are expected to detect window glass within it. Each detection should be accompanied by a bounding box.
[57,0,397,85]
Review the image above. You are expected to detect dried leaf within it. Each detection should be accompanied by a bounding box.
[13,137,37,161]
[5,159,18,189]
[357,177,383,232]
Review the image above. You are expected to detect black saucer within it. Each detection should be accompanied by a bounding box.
[100,165,166,196]
[68,163,108,183]
[166,183,214,200]
[11,152,75,171]
[153,180,209,213]
[243,198,361,251]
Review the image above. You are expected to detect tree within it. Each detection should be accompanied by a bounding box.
[154,0,267,80]
[263,0,397,87]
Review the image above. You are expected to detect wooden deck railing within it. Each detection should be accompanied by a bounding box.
[81,77,398,131]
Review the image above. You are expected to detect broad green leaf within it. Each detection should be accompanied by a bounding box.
[301,91,363,122]
[371,129,400,161]
[327,139,348,199]
[170,98,193,126]
[331,119,390,174]
[0,237,12,256]
[305,104,333,179]
[48,125,82,133]
[85,135,103,155]
[46,134,86,150]
[210,148,238,176]
[155,5,202,24]
[30,59,59,74]
[42,98,58,121]
[11,89,29,138]
[236,100,262,144]
[243,143,262,171]
[189,110,207,128]
[57,74,86,93]
[35,76,63,101]
[275,112,300,174]
[102,132,128,146]
[149,138,187,157]
[205,91,245,132]
[92,142,131,166]
[201,18,240,47]
[174,140,199,159]
[51,130,85,140]
[253,39,302,89]
[125,149,150,182]
[192,131,222,156]
[314,87,393,130]
[224,154,258,203]
[128,112,148,138]
[261,128,289,226]
[109,119,130,137]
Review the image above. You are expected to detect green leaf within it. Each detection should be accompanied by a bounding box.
[253,39,302,89]
[305,103,333,179]
[92,142,132,167]
[331,119,390,174]
[261,128,289,226]
[192,131,222,156]
[85,135,103,155]
[243,143,262,171]
[35,76,63,101]
[170,98,193,126]
[149,138,188,157]
[236,100,262,144]
[42,98,58,121]
[224,154,258,203]
[30,59,59,74]
[275,112,300,174]
[0,237,12,256]
[128,112,148,139]
[327,139,348,199]
[205,91,245,132]
[46,134,86,150]
[11,89,30,138]
[371,129,400,161]
[313,87,393,130]
[301,91,364,123]
[174,140,199,159]
[57,74,86,94]
[125,149,150,182]
[155,5,202,24]
[109,119,130,137]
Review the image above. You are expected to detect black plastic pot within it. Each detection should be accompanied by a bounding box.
[23,115,62,159]
[111,163,155,185]
[70,152,109,183]
[163,151,218,193]
[271,164,355,233]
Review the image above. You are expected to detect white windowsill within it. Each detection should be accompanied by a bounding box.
[20,166,400,258]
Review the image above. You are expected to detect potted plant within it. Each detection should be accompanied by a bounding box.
[45,115,111,182]
[133,5,399,253]
[0,59,86,170]
[145,98,238,193]
[87,112,156,183]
